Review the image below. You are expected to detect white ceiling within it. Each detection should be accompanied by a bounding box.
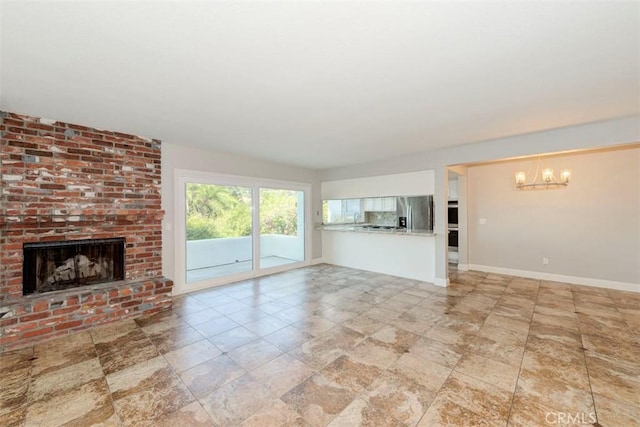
[1,1,638,170]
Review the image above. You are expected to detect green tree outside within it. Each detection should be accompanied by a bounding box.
[186,184,299,240]
[260,188,298,236]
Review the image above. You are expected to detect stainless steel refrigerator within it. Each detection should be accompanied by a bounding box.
[396,195,434,231]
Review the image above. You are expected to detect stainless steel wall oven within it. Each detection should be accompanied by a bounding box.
[447,200,458,227]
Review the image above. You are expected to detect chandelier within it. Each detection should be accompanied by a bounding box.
[515,157,571,190]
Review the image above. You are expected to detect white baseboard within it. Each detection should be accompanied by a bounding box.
[311,258,325,265]
[433,277,449,287]
[467,264,640,293]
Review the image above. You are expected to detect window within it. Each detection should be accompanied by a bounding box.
[322,198,363,224]
[175,171,310,294]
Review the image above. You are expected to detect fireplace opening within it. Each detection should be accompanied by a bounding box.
[23,238,126,295]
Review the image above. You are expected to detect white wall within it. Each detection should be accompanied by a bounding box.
[321,170,435,199]
[161,143,321,283]
[467,147,640,289]
[322,231,436,283]
[318,116,640,182]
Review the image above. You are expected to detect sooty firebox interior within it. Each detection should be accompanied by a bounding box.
[23,238,125,295]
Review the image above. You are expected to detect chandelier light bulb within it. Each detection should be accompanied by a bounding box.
[515,158,570,190]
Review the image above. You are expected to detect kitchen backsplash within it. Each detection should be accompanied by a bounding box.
[365,211,397,226]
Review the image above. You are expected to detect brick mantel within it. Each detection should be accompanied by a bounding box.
[0,111,172,350]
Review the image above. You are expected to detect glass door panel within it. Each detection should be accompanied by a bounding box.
[259,188,305,269]
[185,182,253,283]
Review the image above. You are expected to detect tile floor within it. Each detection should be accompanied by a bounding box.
[1,265,639,426]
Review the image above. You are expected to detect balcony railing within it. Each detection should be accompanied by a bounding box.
[186,234,304,282]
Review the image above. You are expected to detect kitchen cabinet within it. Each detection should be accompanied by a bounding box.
[364,197,397,212]
[364,198,377,211]
[448,179,458,200]
[383,197,397,211]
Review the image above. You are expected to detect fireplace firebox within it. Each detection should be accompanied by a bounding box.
[23,238,126,295]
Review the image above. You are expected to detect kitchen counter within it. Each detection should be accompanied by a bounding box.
[318,224,435,237]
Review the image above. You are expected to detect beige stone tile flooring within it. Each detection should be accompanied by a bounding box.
[1,265,639,426]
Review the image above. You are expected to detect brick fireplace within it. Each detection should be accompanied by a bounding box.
[0,111,173,351]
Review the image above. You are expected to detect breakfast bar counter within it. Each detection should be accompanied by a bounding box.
[319,224,435,237]
[321,226,436,283]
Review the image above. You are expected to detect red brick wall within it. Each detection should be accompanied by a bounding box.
[0,277,172,349]
[0,111,172,351]
[0,111,164,301]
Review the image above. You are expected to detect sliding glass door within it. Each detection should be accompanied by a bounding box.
[259,188,305,269]
[177,171,309,293]
[185,182,253,283]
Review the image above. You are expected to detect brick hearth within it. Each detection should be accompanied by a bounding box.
[0,111,173,351]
